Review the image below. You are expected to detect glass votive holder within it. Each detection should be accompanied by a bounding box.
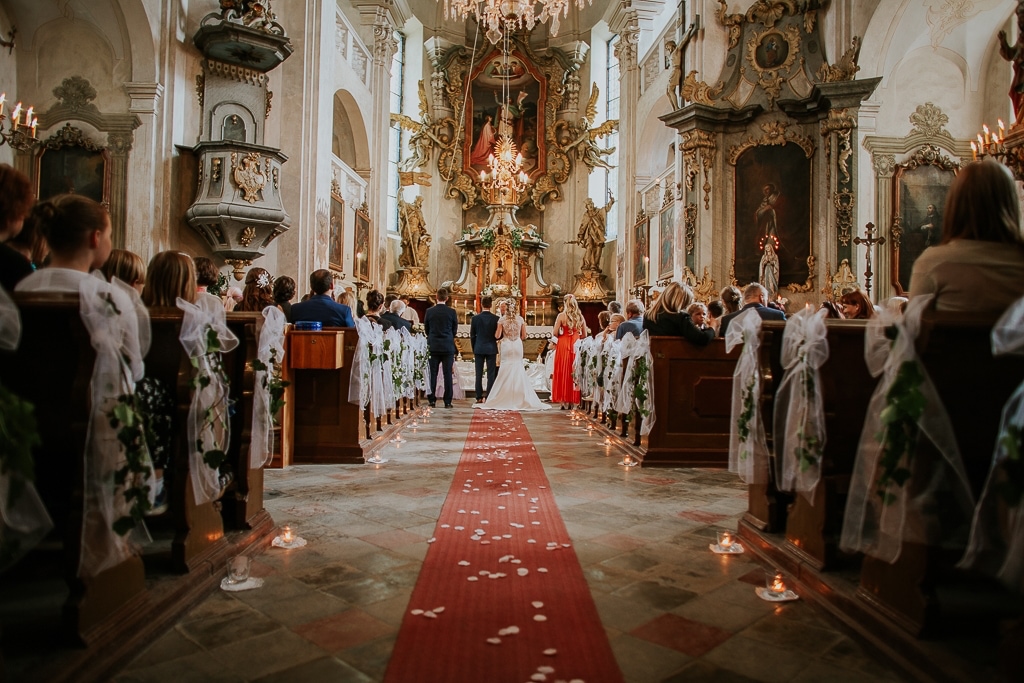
[281,525,294,544]
[765,568,787,596]
[717,530,735,550]
[227,555,251,585]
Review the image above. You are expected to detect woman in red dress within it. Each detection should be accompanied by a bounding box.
[550,294,588,409]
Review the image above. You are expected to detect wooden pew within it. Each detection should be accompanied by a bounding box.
[763,320,878,569]
[644,336,741,467]
[145,309,229,573]
[858,311,1024,636]
[1,293,145,643]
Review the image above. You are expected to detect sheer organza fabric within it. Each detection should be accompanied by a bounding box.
[615,331,656,440]
[177,295,239,506]
[726,309,769,485]
[773,307,829,495]
[959,295,1024,591]
[840,295,974,563]
[250,306,286,469]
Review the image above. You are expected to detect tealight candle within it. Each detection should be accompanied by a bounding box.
[718,531,734,549]
[281,525,294,544]
[604,436,612,446]
[768,570,786,595]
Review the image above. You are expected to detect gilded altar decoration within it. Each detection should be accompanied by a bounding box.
[728,120,814,165]
[817,37,861,83]
[553,85,618,173]
[909,102,950,139]
[680,71,723,106]
[238,226,256,247]
[231,151,266,203]
[821,259,860,301]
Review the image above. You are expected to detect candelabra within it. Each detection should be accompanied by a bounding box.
[972,118,1024,181]
[0,93,40,151]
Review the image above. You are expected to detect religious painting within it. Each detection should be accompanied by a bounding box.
[465,50,546,180]
[329,192,345,272]
[891,161,956,295]
[633,215,650,286]
[37,144,110,205]
[354,207,371,282]
[658,202,675,280]
[734,144,811,290]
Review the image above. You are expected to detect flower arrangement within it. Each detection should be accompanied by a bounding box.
[510,226,525,249]
[995,423,1023,505]
[0,381,41,562]
[479,227,496,248]
[412,323,425,334]
[736,374,758,461]
[631,355,651,419]
[207,272,229,297]
[251,346,289,424]
[108,392,155,534]
[874,359,926,505]
[192,326,232,471]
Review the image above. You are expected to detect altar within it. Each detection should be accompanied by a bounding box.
[454,324,552,362]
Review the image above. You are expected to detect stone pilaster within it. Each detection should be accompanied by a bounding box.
[613,11,640,300]
[370,6,398,290]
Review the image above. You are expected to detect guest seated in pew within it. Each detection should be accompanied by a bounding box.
[643,281,715,345]
[706,300,725,334]
[688,302,710,330]
[223,286,243,311]
[15,195,148,371]
[337,290,356,310]
[885,296,908,316]
[102,249,146,294]
[595,311,610,338]
[291,269,355,327]
[717,282,786,338]
[838,288,875,320]
[719,285,741,315]
[0,164,37,290]
[615,299,644,340]
[909,158,1024,313]
[236,267,275,312]
[142,251,197,307]
[602,313,625,342]
[1,211,48,292]
[364,290,389,329]
[819,300,844,319]
[194,256,220,296]
[273,275,296,323]
[381,298,413,332]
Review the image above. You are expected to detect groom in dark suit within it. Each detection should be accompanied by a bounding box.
[424,287,459,408]
[470,296,499,404]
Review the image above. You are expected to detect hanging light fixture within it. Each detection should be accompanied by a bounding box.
[445,0,592,44]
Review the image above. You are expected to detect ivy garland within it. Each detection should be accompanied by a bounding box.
[479,228,496,248]
[995,423,1023,506]
[736,373,758,460]
[0,381,42,564]
[794,364,824,473]
[251,346,289,424]
[874,359,926,505]
[192,326,231,471]
[631,355,651,419]
[109,393,154,535]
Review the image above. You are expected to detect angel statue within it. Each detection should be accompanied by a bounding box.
[564,84,619,172]
[398,196,428,268]
[390,82,451,185]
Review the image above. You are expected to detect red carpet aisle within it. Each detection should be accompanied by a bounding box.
[385,410,624,683]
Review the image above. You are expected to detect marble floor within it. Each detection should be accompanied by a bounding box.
[115,405,905,683]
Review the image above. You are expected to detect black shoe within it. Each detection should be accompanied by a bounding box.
[444,403,453,409]
[429,401,436,407]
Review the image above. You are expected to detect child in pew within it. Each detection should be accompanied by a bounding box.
[15,194,146,383]
[141,251,200,514]
[909,158,1024,314]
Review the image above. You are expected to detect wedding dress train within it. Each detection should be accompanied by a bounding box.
[475,315,550,412]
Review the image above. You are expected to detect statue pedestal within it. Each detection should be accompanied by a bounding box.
[570,269,611,302]
[391,266,435,298]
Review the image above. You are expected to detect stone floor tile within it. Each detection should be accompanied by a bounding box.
[607,632,692,683]
[116,650,247,683]
[661,659,762,683]
[592,592,664,632]
[671,595,770,633]
[740,610,845,655]
[292,608,395,653]
[611,579,698,612]
[123,626,201,670]
[206,628,328,679]
[630,613,734,658]
[177,605,283,651]
[790,659,894,683]
[703,635,812,683]
[250,656,374,683]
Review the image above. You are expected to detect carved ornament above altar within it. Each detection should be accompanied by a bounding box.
[727,120,814,165]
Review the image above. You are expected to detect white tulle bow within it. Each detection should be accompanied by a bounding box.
[726,309,768,485]
[250,306,286,469]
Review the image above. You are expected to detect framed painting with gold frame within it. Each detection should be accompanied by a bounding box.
[633,215,650,286]
[329,192,345,272]
[889,153,957,295]
[354,207,371,283]
[658,202,675,280]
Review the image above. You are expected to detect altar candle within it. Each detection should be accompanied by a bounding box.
[11,102,21,128]
[999,119,1006,136]
[30,118,37,138]
[984,124,990,144]
[971,142,977,161]
[0,93,5,116]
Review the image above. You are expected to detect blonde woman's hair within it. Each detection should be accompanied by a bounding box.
[143,251,196,307]
[563,294,586,334]
[102,249,146,288]
[337,291,356,308]
[647,282,695,323]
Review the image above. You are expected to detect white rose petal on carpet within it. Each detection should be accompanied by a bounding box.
[532,601,544,608]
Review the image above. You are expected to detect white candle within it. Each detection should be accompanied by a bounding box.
[281,526,294,544]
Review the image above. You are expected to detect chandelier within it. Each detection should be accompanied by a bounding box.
[480,135,528,205]
[445,0,592,44]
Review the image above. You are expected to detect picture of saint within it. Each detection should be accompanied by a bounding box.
[894,163,954,293]
[633,218,649,285]
[755,32,789,70]
[658,203,674,278]
[470,114,496,166]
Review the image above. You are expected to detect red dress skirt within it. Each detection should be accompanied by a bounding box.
[551,324,581,404]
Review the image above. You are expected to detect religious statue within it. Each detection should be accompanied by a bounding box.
[756,183,780,241]
[759,236,780,299]
[666,21,699,111]
[391,82,451,182]
[1000,1,1024,123]
[563,85,618,172]
[574,194,615,273]
[398,196,428,268]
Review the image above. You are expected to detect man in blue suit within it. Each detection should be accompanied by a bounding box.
[717,282,786,338]
[290,269,355,327]
[424,287,459,408]
[615,299,645,340]
[470,295,499,403]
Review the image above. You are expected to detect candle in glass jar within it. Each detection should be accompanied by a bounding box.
[770,572,785,594]
[719,531,733,549]
[281,526,294,544]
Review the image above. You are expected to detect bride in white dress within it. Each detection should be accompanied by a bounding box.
[475,300,551,412]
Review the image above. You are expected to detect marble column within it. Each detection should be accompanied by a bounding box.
[369,7,398,291]
[124,82,164,257]
[612,12,640,300]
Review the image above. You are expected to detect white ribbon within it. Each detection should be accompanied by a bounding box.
[840,295,974,563]
[726,309,768,485]
[773,307,829,495]
[398,328,417,399]
[250,306,286,469]
[178,295,239,506]
[349,316,372,409]
[959,295,1024,591]
[614,333,638,416]
[413,332,430,393]
[601,337,623,415]
[0,284,20,351]
[381,326,398,409]
[77,275,153,577]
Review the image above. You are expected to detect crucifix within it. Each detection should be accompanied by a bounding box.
[853,222,886,299]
